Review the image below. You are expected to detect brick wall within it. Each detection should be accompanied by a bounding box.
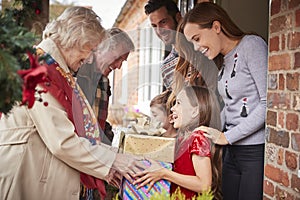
[264,0,300,199]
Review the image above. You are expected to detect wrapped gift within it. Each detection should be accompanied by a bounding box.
[122,160,172,200]
[123,133,175,163]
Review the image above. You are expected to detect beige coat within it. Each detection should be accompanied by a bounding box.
[0,39,116,200]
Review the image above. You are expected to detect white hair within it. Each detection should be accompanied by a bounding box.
[43,6,105,51]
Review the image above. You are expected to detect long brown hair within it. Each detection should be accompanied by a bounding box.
[180,2,245,68]
[184,86,223,200]
[167,21,208,116]
[173,22,207,95]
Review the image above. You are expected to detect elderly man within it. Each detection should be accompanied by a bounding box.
[76,27,135,199]
[77,27,134,144]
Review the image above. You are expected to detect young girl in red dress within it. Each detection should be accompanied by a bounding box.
[134,86,222,199]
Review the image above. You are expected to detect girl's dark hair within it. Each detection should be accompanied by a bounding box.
[184,86,223,200]
[210,144,223,200]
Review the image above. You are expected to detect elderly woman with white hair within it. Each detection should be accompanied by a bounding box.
[0,6,144,200]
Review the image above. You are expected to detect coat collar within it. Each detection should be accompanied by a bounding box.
[37,38,71,74]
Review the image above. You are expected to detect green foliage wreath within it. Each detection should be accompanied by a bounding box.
[0,1,39,114]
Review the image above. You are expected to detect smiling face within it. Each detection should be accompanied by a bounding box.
[171,89,198,129]
[183,22,223,60]
[103,52,130,77]
[64,44,97,72]
[149,6,178,45]
[95,44,130,77]
[150,104,169,130]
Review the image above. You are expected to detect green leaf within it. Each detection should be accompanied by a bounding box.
[0,49,22,115]
[0,9,38,114]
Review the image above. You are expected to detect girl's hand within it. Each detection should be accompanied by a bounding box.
[195,126,229,145]
[132,159,165,193]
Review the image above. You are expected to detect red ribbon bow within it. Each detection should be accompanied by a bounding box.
[17,52,48,108]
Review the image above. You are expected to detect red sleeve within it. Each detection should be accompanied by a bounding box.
[189,130,211,157]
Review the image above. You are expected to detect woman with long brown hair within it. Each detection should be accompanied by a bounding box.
[182,2,268,200]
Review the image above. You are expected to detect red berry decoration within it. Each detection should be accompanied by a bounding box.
[35,9,41,15]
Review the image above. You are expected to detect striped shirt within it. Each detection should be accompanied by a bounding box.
[161,47,179,89]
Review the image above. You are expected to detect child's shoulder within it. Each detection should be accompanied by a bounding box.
[192,129,207,139]
[191,130,210,147]
[190,130,211,156]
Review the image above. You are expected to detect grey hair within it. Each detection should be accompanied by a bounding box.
[43,6,105,50]
[98,27,135,54]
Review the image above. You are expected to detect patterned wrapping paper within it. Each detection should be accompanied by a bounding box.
[123,133,175,163]
[122,160,172,200]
